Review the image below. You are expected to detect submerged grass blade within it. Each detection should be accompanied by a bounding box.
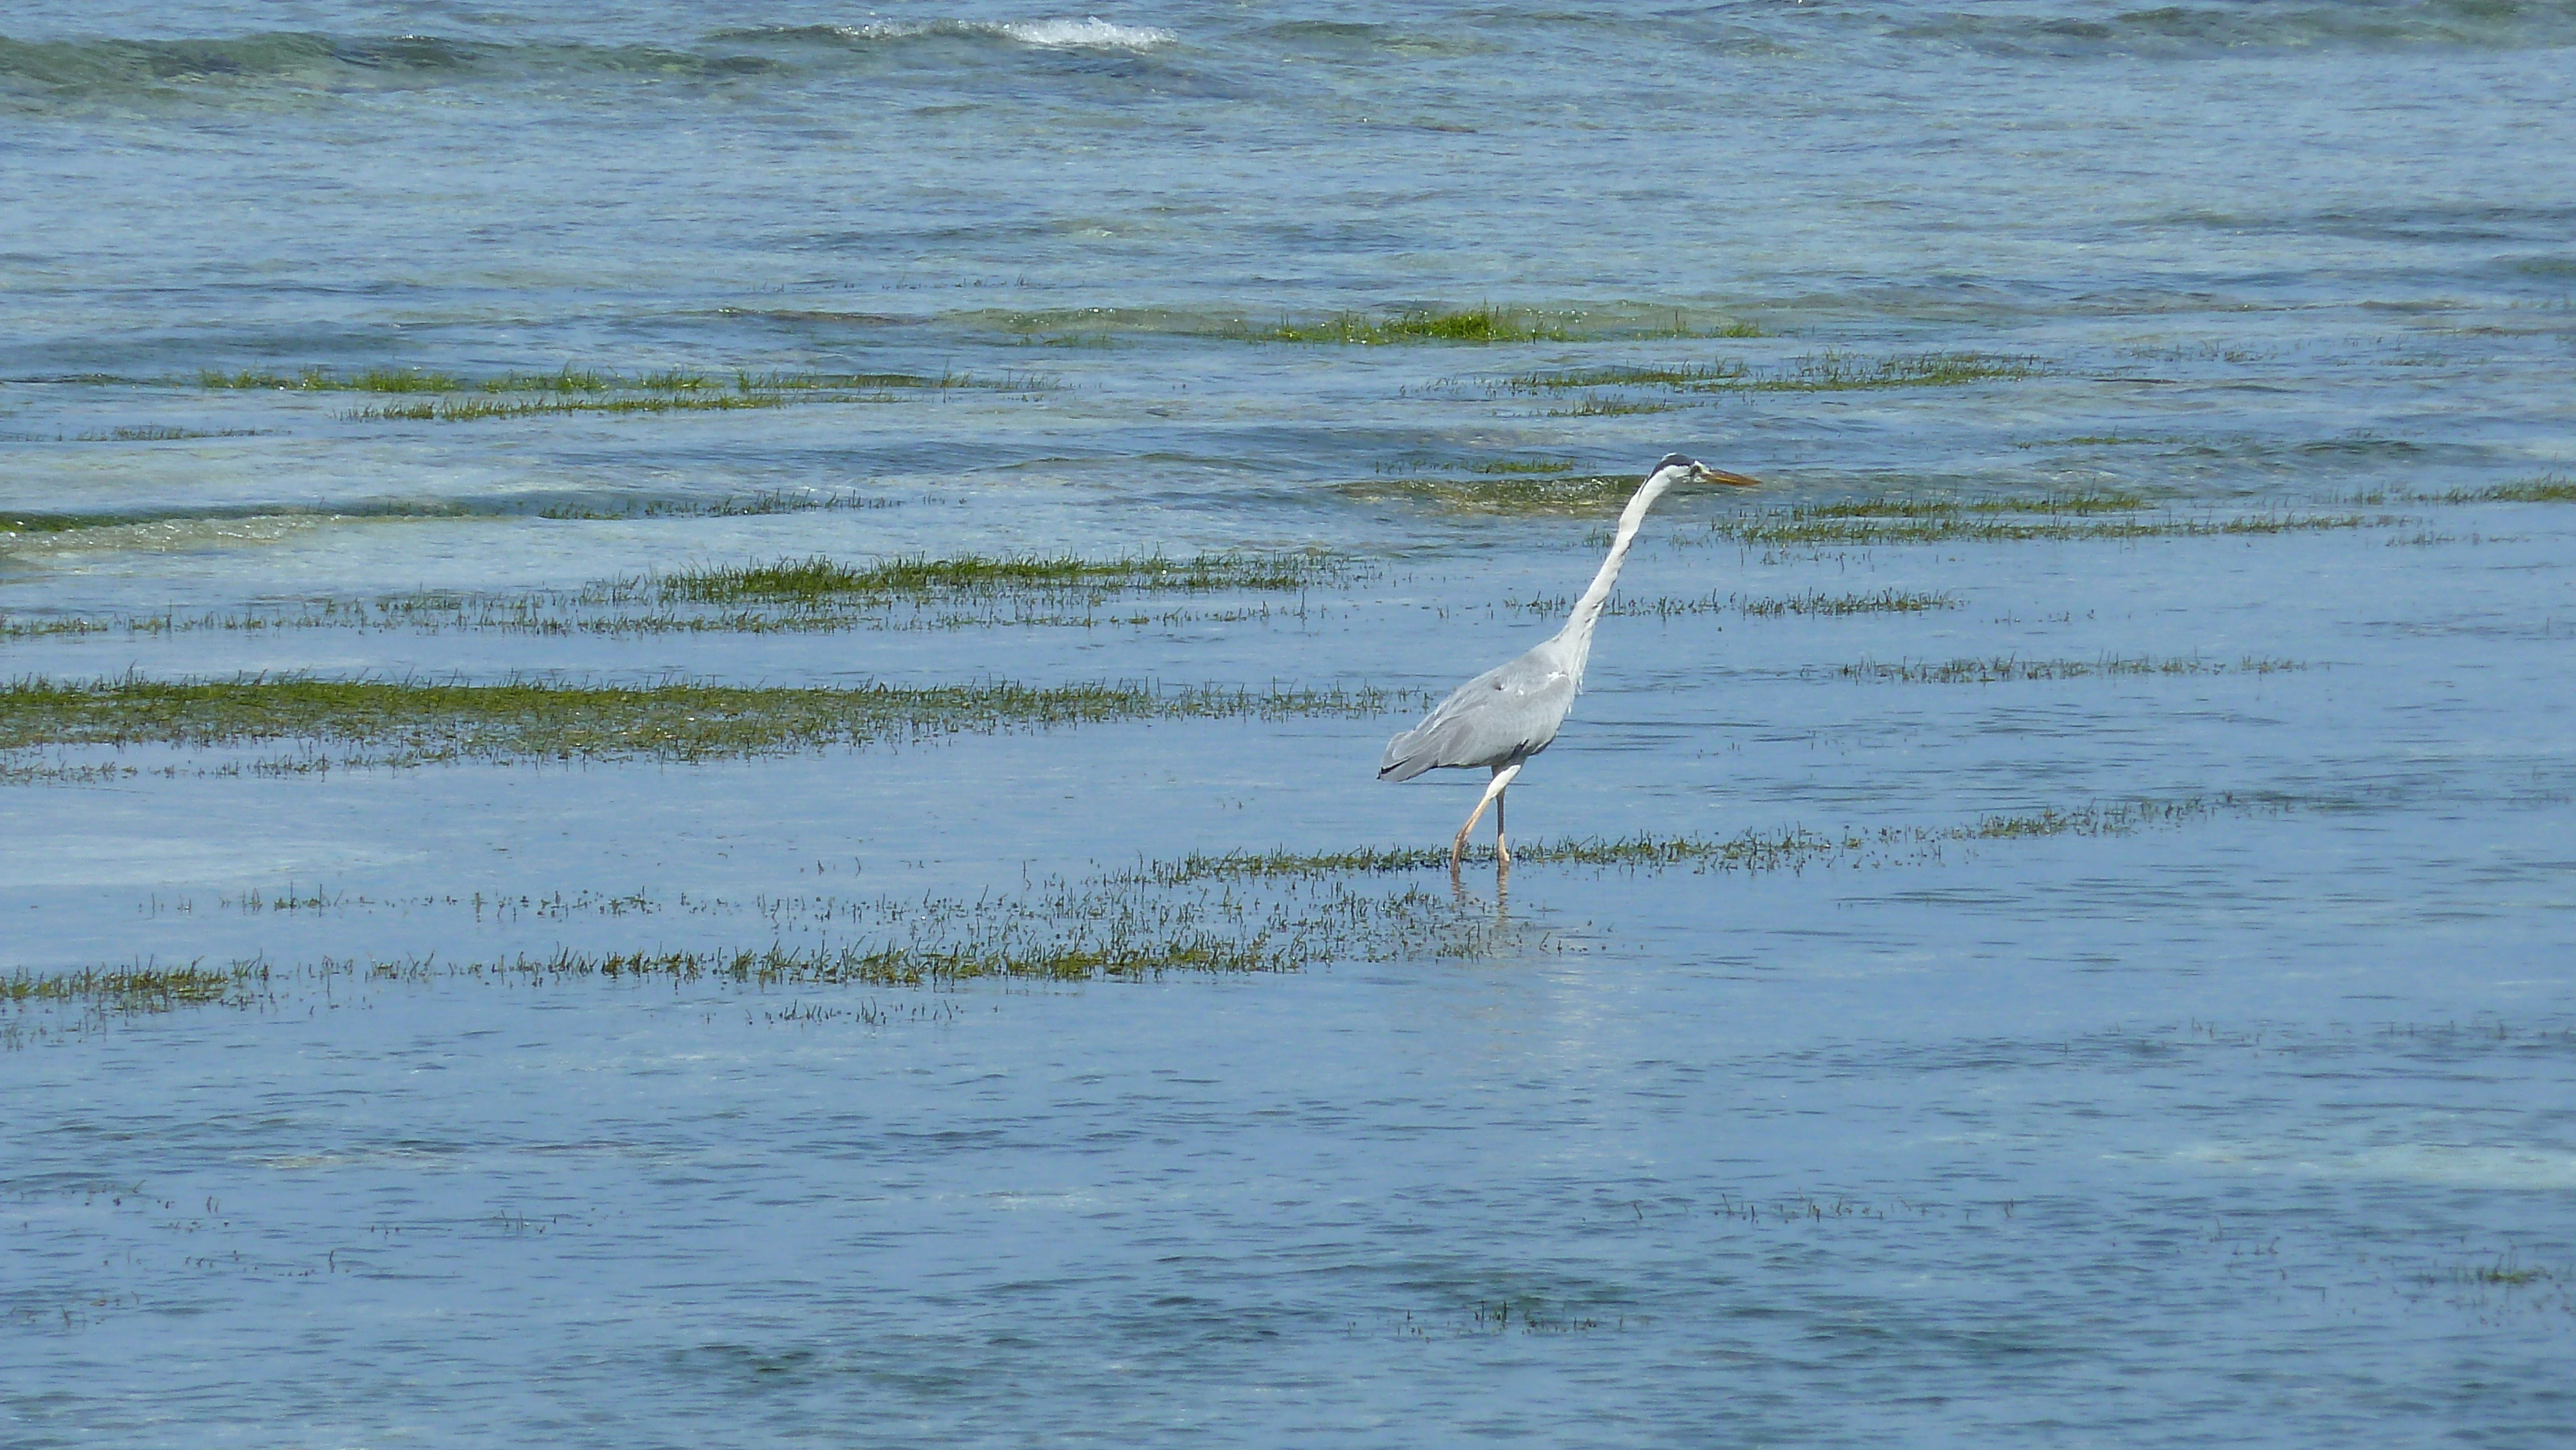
[200,366,466,393]
[978,304,1755,344]
[2,960,267,1012]
[0,674,1419,770]
[193,365,1049,396]
[1487,352,2043,396]
[1134,798,2257,884]
[1698,506,2398,547]
[3,548,1349,640]
[0,491,891,549]
[1126,827,1850,884]
[5,876,1515,1019]
[187,363,1055,422]
[1833,655,2306,684]
[1502,588,1960,619]
[1334,474,1654,514]
[1229,305,1582,344]
[1792,493,2148,518]
[1342,477,2154,523]
[455,884,1499,985]
[350,393,806,421]
[1736,588,1961,617]
[645,551,1359,605]
[2410,475,2576,505]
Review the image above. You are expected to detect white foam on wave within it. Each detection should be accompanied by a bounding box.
[992,17,1177,50]
[732,17,1175,51]
[772,17,1176,51]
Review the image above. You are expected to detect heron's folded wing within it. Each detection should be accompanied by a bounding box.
[1378,711,1473,781]
[1378,650,1574,780]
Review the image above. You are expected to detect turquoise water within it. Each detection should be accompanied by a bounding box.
[5,3,2574,1444]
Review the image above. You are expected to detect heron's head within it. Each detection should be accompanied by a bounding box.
[1653,453,1763,490]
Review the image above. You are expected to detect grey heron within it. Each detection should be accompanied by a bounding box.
[1378,453,1760,874]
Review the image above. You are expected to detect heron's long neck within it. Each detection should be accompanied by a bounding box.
[1554,475,1669,683]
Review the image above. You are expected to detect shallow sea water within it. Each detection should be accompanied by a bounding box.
[5,2,2574,1444]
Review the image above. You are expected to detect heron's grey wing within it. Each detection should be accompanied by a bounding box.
[1378,646,1577,781]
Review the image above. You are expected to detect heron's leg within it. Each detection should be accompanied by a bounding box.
[1492,762,1524,869]
[1450,763,1522,872]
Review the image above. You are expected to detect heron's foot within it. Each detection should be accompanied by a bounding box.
[1495,835,1511,870]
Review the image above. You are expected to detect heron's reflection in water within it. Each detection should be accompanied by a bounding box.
[1448,852,1511,921]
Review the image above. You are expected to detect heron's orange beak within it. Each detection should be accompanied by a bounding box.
[1696,467,1763,488]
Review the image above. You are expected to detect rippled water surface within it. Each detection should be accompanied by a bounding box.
[5,2,2574,1444]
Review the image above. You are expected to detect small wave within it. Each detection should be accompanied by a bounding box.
[0,16,1171,99]
[2181,1141,2576,1190]
[0,32,482,89]
[710,17,1175,52]
[1893,1,2576,57]
[1258,19,1495,58]
[0,30,799,95]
